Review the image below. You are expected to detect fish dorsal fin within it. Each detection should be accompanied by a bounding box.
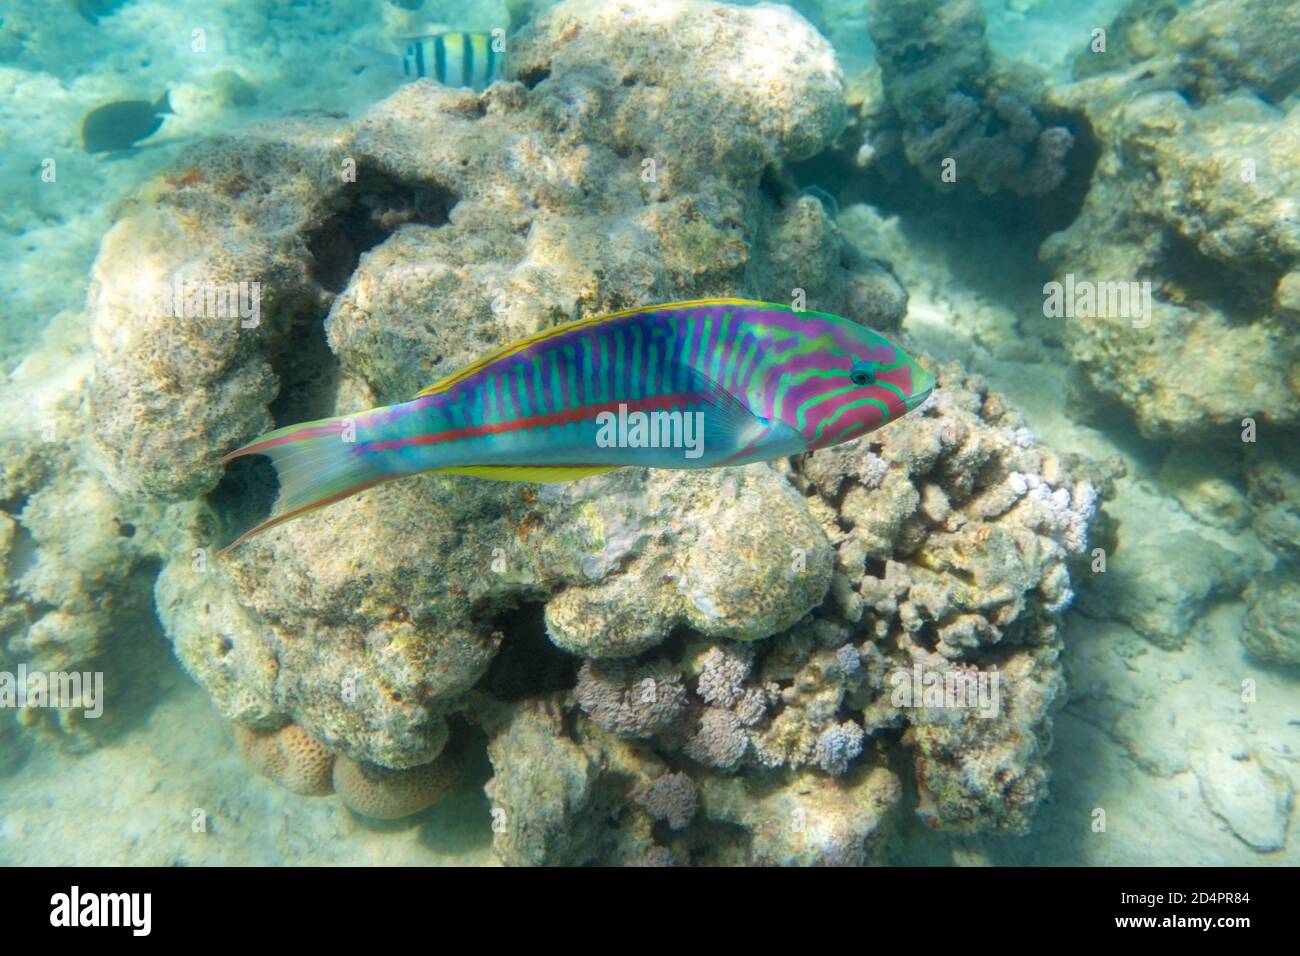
[433,465,615,483]
[412,298,772,399]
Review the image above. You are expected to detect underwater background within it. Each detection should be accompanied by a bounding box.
[0,0,1296,866]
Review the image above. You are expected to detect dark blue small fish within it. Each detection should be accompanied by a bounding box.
[82,91,171,153]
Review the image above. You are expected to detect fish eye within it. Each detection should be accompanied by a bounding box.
[849,361,877,387]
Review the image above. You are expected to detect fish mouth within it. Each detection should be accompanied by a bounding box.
[903,386,933,413]
[902,365,936,414]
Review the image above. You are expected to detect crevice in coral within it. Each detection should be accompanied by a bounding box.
[758,164,795,206]
[305,164,458,294]
[4,517,39,582]
[206,455,278,548]
[657,626,691,664]
[49,558,178,751]
[516,66,550,89]
[209,313,334,539]
[478,602,577,701]
[1034,106,1101,234]
[1150,230,1277,322]
[677,818,752,865]
[915,620,940,652]
[266,301,340,427]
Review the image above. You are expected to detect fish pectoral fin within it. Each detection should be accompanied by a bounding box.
[432,465,618,483]
[673,362,771,447]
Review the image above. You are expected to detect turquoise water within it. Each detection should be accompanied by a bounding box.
[0,0,1296,866]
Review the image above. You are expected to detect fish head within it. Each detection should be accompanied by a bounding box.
[788,317,935,451]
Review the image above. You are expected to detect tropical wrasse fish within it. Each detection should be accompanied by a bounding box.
[401,31,506,90]
[219,299,935,552]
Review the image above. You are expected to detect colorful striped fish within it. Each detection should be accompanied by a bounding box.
[401,31,506,90]
[219,299,934,552]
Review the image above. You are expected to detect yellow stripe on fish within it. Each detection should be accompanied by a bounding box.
[402,31,505,91]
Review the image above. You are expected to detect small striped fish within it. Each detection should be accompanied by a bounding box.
[220,299,935,552]
[402,31,506,90]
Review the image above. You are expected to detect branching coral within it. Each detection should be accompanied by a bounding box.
[814,720,866,776]
[684,707,750,770]
[574,658,687,738]
[637,771,698,831]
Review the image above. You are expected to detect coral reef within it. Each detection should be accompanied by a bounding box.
[903,650,1061,831]
[1246,450,1300,567]
[789,363,1098,830]
[1023,0,1300,683]
[81,0,850,772]
[476,360,1100,855]
[575,658,687,737]
[684,706,751,770]
[1018,0,1300,680]
[1072,0,1300,105]
[1241,448,1299,666]
[0,0,1129,863]
[333,750,462,820]
[863,0,1077,196]
[1242,572,1300,667]
[813,720,866,775]
[0,326,208,749]
[479,691,900,866]
[1041,54,1300,438]
[481,697,663,866]
[697,762,901,866]
[635,771,698,831]
[235,722,335,797]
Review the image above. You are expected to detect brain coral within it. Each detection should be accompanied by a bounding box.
[333,750,462,820]
[235,722,335,797]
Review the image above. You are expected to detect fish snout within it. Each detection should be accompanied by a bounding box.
[902,365,936,415]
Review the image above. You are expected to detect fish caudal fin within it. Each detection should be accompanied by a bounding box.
[218,415,393,554]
